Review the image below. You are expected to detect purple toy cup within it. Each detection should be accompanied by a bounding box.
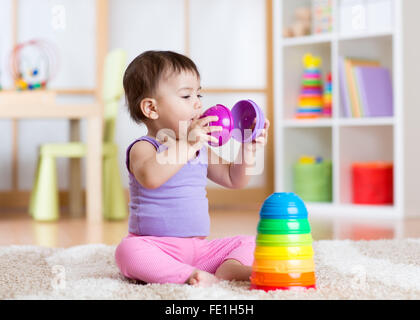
[200,100,265,147]
[231,99,265,143]
[200,104,234,147]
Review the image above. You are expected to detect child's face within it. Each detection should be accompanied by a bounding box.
[154,70,202,137]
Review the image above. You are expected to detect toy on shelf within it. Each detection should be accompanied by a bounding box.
[250,193,317,291]
[200,99,265,147]
[294,155,332,202]
[323,72,332,117]
[9,39,59,91]
[352,162,393,205]
[296,54,323,119]
[298,155,324,164]
[312,0,333,34]
[283,7,312,38]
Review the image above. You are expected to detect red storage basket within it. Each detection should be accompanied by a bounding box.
[352,162,393,205]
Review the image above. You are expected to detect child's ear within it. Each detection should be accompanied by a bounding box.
[140,98,159,120]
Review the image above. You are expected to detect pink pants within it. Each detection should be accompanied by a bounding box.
[115,233,256,284]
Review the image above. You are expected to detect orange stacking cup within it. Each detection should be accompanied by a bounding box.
[250,271,316,287]
[250,283,316,291]
[252,259,315,274]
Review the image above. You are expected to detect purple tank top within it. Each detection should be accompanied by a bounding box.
[126,136,210,237]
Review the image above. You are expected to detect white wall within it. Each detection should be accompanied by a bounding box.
[0,0,267,191]
[0,0,13,190]
[109,0,185,189]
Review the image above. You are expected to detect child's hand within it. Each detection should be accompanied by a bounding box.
[156,116,222,161]
[187,115,222,152]
[244,118,270,153]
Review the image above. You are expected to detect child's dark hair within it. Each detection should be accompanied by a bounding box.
[123,50,201,124]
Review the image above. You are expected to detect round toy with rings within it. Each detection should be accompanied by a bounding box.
[9,39,59,91]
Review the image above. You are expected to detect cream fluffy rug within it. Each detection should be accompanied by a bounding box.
[1,239,420,300]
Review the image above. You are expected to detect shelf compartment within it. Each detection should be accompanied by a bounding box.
[282,0,313,37]
[338,34,393,69]
[339,125,394,205]
[337,35,394,119]
[282,0,334,43]
[283,127,333,201]
[283,42,331,120]
[338,0,394,38]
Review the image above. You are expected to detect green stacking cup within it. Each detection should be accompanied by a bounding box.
[256,233,313,247]
[257,219,311,235]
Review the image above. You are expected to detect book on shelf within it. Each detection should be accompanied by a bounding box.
[339,57,393,118]
[339,58,351,117]
[345,57,380,117]
[354,66,393,117]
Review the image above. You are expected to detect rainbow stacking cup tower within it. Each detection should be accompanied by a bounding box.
[323,72,332,118]
[250,193,316,291]
[296,54,323,119]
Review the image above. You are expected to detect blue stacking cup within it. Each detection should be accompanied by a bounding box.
[259,193,308,220]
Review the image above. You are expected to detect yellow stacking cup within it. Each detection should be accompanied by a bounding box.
[254,245,314,260]
[252,258,315,274]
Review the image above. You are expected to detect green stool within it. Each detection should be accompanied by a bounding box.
[29,154,59,221]
[29,49,128,221]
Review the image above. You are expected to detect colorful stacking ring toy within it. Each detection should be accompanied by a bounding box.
[9,39,59,91]
[200,99,265,147]
[250,193,317,291]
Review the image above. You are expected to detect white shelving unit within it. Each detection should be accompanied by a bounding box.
[273,0,420,220]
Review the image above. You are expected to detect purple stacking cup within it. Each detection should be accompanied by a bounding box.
[200,104,234,147]
[200,100,265,147]
[231,99,265,143]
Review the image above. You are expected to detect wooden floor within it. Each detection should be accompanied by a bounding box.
[0,205,419,248]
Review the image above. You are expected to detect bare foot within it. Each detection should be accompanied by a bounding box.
[186,269,220,287]
[215,259,252,281]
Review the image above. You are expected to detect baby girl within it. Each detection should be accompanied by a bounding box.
[115,50,269,287]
